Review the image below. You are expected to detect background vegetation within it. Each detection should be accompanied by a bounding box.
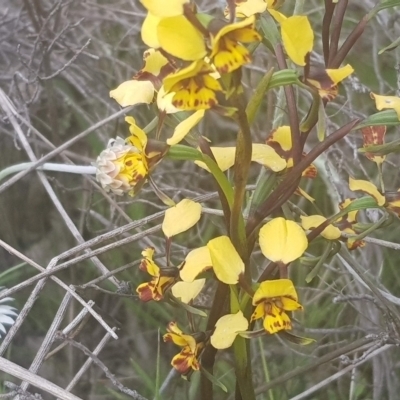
[1,0,400,399]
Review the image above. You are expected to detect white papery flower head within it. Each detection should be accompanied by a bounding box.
[94,118,149,196]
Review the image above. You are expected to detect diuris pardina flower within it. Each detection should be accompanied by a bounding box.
[266,126,316,202]
[349,177,400,218]
[305,64,354,101]
[163,322,204,375]
[209,16,261,74]
[109,49,175,108]
[251,279,303,334]
[336,198,366,250]
[163,60,223,110]
[136,248,177,302]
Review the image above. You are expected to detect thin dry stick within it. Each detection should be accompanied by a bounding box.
[0,103,134,195]
[0,225,162,301]
[45,300,95,360]
[289,344,392,400]
[0,89,119,286]
[56,333,148,400]
[0,224,161,300]
[18,293,72,394]
[0,239,118,345]
[62,328,116,394]
[0,357,83,400]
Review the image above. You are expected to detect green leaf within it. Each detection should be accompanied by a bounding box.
[167,144,203,162]
[354,110,400,130]
[170,296,208,317]
[267,69,300,89]
[200,367,228,392]
[278,331,316,345]
[246,68,274,124]
[259,13,281,48]
[379,36,400,54]
[358,138,400,156]
[305,241,334,283]
[368,0,400,21]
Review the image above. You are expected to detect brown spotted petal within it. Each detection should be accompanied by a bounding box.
[361,125,386,164]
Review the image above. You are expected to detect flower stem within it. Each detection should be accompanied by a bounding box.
[230,72,252,261]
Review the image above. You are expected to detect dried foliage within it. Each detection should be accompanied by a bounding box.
[0,1,400,400]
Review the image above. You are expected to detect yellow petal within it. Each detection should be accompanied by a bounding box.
[253,279,299,305]
[142,49,170,75]
[268,125,292,151]
[263,305,292,333]
[326,64,354,85]
[162,199,202,237]
[235,0,267,17]
[179,246,212,282]
[195,147,236,172]
[167,110,205,145]
[251,143,287,171]
[171,279,205,303]
[195,144,286,172]
[259,217,308,264]
[370,92,400,120]
[296,187,315,203]
[281,16,314,66]
[157,16,207,61]
[349,177,386,206]
[268,9,287,24]
[300,215,341,240]
[141,13,161,48]
[207,236,244,284]
[140,0,188,17]
[210,311,249,349]
[109,80,154,107]
[157,86,180,114]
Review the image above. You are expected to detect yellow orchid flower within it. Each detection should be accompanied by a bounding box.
[306,64,354,101]
[163,60,223,110]
[259,218,308,264]
[163,322,204,375]
[136,248,176,302]
[209,16,261,74]
[336,198,365,250]
[110,49,175,108]
[251,279,303,334]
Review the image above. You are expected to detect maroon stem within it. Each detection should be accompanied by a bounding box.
[327,0,349,67]
[275,43,302,166]
[322,0,336,66]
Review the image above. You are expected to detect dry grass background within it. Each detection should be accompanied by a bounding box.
[1,1,400,399]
